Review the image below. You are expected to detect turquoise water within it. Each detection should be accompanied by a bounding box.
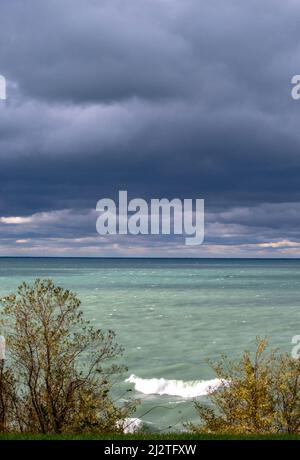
[0,258,299,431]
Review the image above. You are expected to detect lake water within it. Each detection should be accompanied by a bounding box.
[0,257,299,432]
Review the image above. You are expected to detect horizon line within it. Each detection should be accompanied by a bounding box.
[0,256,300,260]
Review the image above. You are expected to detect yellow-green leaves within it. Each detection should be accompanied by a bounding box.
[0,279,137,434]
[191,338,300,434]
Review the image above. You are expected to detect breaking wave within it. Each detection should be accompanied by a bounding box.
[126,374,226,398]
[117,417,143,434]
[123,418,143,434]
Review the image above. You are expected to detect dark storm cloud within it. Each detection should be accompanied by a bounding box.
[0,0,299,106]
[1,0,300,255]
[0,0,195,103]
[1,96,300,216]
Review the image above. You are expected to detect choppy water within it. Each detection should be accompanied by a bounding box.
[0,257,299,432]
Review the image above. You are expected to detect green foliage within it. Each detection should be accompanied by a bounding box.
[1,283,298,437]
[190,339,300,434]
[0,432,299,441]
[0,279,137,434]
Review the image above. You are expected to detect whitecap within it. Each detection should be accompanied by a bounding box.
[119,417,143,434]
[125,374,226,398]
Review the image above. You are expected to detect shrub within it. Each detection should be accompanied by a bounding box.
[0,279,137,433]
[190,339,300,434]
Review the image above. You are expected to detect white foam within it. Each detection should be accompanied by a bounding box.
[126,374,226,398]
[119,417,143,434]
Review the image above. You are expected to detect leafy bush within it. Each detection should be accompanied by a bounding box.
[190,339,300,434]
[0,279,137,433]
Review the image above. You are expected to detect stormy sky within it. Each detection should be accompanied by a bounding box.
[0,0,300,257]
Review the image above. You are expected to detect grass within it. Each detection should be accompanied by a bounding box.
[0,432,299,440]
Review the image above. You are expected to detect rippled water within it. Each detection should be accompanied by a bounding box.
[0,257,299,431]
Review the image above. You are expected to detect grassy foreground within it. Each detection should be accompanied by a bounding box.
[0,433,299,441]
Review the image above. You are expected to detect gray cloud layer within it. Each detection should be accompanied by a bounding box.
[0,0,300,255]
